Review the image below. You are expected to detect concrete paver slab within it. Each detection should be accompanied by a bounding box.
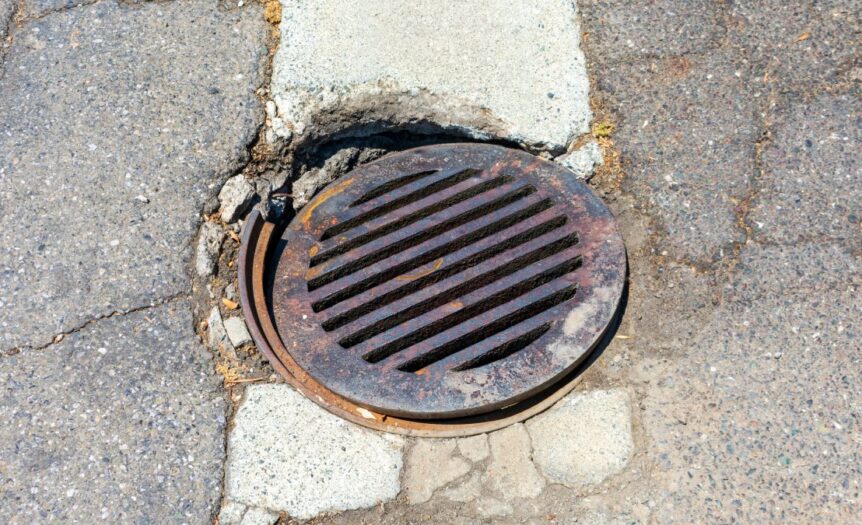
[271,0,591,153]
[643,277,861,522]
[596,49,758,264]
[224,384,404,520]
[728,0,860,88]
[527,389,634,487]
[0,300,226,524]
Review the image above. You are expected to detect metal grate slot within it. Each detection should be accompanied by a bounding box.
[321,168,481,240]
[450,323,551,371]
[350,169,439,207]
[308,184,539,290]
[309,196,554,309]
[394,284,578,372]
[361,257,582,363]
[319,212,570,330]
[334,235,580,346]
[311,175,516,265]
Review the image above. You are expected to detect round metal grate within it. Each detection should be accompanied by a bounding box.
[240,144,626,429]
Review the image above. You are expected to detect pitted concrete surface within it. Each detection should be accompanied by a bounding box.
[527,389,634,487]
[271,0,591,153]
[0,0,267,352]
[223,385,404,520]
[0,1,267,523]
[0,301,226,524]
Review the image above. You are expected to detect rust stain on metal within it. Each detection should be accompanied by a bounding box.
[395,258,444,281]
[299,177,355,225]
[239,143,626,428]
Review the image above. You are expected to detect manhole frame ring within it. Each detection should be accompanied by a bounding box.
[239,190,625,437]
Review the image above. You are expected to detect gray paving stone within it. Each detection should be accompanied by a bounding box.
[0,300,226,524]
[404,439,471,504]
[271,0,591,153]
[749,90,861,244]
[457,434,489,462]
[0,0,267,352]
[727,0,860,89]
[579,0,725,64]
[527,389,634,487]
[596,50,758,264]
[224,384,404,520]
[483,423,545,499]
[641,261,862,522]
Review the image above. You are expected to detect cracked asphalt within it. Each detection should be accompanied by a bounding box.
[0,0,859,524]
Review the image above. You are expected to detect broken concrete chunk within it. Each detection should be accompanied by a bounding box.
[404,439,472,504]
[272,0,591,153]
[195,221,224,277]
[224,282,239,303]
[224,316,252,347]
[556,140,604,180]
[483,423,545,498]
[291,147,386,209]
[219,175,255,223]
[224,384,403,520]
[207,306,236,357]
[457,434,490,462]
[526,389,634,487]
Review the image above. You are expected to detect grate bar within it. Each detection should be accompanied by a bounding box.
[314,166,510,255]
[333,235,581,347]
[450,323,551,371]
[317,207,572,328]
[307,180,537,290]
[427,312,560,373]
[312,175,515,265]
[321,167,482,240]
[357,251,582,363]
[350,169,440,207]
[309,192,553,310]
[390,281,578,372]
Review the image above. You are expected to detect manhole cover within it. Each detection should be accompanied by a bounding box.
[239,144,626,432]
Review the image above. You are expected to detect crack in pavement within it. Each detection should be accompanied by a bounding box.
[1,292,191,357]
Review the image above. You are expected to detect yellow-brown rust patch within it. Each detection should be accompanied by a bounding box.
[299,178,355,226]
[395,258,444,281]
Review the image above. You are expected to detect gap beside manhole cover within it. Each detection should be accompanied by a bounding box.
[239,143,626,436]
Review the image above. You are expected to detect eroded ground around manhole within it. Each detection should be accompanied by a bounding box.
[1,0,859,523]
[211,0,860,524]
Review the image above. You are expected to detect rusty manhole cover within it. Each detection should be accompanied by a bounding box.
[239,143,625,435]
